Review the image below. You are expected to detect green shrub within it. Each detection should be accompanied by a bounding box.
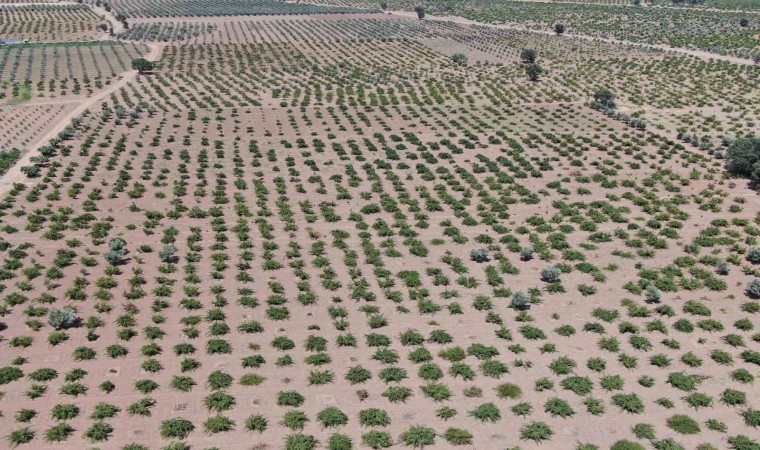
[0,366,24,385]
[610,440,645,450]
[400,425,436,448]
[544,397,575,418]
[8,427,34,446]
[160,418,194,439]
[358,408,390,427]
[203,415,235,434]
[612,393,645,413]
[361,431,392,449]
[632,423,655,440]
[83,421,113,442]
[285,433,318,450]
[666,414,701,434]
[327,433,352,450]
[744,408,760,427]
[443,428,472,445]
[245,414,267,433]
[520,421,553,442]
[44,423,74,442]
[469,403,500,423]
[277,391,305,407]
[496,383,522,399]
[281,410,309,430]
[317,407,348,428]
[51,403,79,420]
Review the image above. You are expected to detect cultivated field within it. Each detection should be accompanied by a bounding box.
[0,1,758,450]
[0,4,109,43]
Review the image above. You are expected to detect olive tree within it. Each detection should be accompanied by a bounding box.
[526,64,543,82]
[726,137,760,185]
[49,308,78,330]
[520,49,537,64]
[131,58,154,75]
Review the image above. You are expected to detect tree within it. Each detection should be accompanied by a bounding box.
[644,285,662,303]
[451,53,467,66]
[520,48,537,64]
[415,5,425,19]
[748,247,760,264]
[554,24,566,35]
[740,18,750,27]
[591,89,616,112]
[511,291,530,309]
[747,278,760,298]
[593,88,616,109]
[159,244,178,263]
[379,1,387,10]
[520,246,535,261]
[49,308,78,330]
[131,58,154,74]
[526,63,543,81]
[726,137,760,184]
[20,165,41,178]
[104,238,127,265]
[470,248,489,262]
[541,267,562,283]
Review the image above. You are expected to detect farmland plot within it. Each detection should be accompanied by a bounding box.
[0,13,759,450]
[0,4,109,43]
[0,42,149,98]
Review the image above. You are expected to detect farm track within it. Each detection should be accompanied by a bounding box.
[0,42,161,197]
[386,10,758,65]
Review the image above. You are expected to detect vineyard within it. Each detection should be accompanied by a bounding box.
[0,2,759,450]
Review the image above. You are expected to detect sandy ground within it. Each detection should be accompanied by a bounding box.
[0,7,759,450]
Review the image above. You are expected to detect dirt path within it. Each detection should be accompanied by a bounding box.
[388,10,757,65]
[0,43,160,197]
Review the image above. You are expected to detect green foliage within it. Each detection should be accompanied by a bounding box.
[469,403,501,423]
[285,433,318,450]
[444,427,472,445]
[667,414,701,434]
[399,425,436,448]
[520,421,553,442]
[727,137,760,185]
[160,418,194,439]
[317,407,348,428]
[48,308,78,330]
[362,430,393,449]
